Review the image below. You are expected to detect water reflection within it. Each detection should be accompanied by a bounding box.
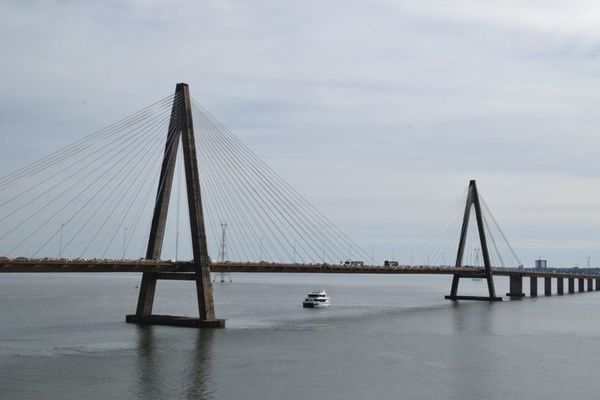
[451,301,496,335]
[135,327,162,400]
[134,327,215,400]
[450,302,497,399]
[185,330,215,400]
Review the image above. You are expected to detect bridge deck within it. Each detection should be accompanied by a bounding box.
[0,260,597,280]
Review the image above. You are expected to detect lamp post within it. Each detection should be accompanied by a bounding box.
[259,237,264,261]
[293,239,296,263]
[175,230,180,261]
[122,227,128,259]
[59,224,64,258]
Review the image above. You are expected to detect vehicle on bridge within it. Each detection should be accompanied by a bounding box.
[384,260,399,267]
[343,260,364,267]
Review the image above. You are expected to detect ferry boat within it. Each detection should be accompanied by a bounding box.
[302,289,331,308]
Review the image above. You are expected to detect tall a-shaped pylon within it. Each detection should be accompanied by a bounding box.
[445,180,502,301]
[126,83,225,328]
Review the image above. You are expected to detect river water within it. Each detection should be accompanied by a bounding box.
[1,272,599,399]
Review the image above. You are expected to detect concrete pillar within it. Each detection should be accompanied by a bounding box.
[596,278,600,291]
[556,277,564,295]
[545,277,552,296]
[507,275,525,298]
[579,278,585,292]
[588,278,594,291]
[568,278,575,293]
[530,277,537,297]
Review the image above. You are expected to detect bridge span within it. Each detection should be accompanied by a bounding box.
[2,260,599,299]
[0,259,597,279]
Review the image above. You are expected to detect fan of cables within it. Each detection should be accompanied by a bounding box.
[401,185,522,269]
[192,99,372,265]
[0,91,373,265]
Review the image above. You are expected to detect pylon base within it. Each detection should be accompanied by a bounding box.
[126,314,225,328]
[445,295,503,302]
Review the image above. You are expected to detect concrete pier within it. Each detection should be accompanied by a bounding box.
[544,277,552,296]
[596,278,600,291]
[556,277,564,295]
[588,278,594,291]
[507,275,525,298]
[125,314,225,328]
[568,278,575,293]
[579,278,585,292]
[530,277,537,297]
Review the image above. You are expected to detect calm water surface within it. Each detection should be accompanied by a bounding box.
[1,273,599,399]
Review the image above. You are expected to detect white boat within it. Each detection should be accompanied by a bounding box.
[303,289,331,308]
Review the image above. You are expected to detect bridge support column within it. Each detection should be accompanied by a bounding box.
[556,277,564,295]
[126,83,224,329]
[587,278,594,291]
[579,278,585,292]
[596,279,600,291]
[445,180,502,302]
[506,275,525,298]
[530,277,537,297]
[544,277,552,296]
[568,278,575,293]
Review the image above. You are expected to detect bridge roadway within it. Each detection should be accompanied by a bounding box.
[3,259,600,298]
[0,259,596,279]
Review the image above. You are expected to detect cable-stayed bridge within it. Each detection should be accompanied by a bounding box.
[1,83,597,328]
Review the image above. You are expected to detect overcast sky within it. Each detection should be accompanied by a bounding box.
[2,0,600,267]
